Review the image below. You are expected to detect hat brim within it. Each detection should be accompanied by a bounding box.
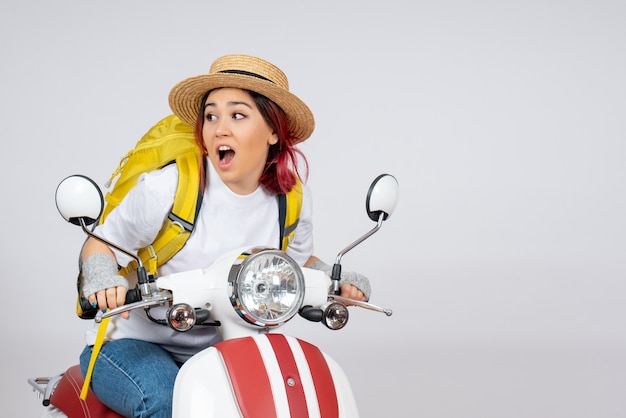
[168,73,315,142]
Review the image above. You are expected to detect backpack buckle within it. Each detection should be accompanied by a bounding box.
[146,245,158,276]
[171,220,186,234]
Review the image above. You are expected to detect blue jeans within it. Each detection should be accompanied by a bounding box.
[80,339,180,418]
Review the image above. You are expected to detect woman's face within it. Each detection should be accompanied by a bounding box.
[202,88,278,195]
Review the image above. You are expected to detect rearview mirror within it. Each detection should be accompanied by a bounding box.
[366,174,399,222]
[55,175,104,226]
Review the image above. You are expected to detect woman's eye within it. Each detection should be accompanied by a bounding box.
[205,113,216,121]
[233,112,245,120]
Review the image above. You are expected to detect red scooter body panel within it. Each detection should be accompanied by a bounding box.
[216,334,339,418]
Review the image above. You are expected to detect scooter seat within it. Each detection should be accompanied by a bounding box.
[50,364,124,418]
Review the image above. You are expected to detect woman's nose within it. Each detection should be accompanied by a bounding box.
[215,117,231,136]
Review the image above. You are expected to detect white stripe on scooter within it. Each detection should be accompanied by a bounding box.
[286,336,321,418]
[253,335,291,418]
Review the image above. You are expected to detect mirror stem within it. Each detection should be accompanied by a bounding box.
[331,213,385,294]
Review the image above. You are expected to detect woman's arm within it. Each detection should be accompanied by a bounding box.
[80,237,129,317]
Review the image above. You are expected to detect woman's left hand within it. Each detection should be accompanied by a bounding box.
[340,283,366,301]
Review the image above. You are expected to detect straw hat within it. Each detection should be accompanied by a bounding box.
[168,54,315,142]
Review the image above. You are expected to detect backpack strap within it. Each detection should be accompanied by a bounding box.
[120,152,204,277]
[278,177,303,251]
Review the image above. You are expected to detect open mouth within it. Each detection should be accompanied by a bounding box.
[218,145,235,165]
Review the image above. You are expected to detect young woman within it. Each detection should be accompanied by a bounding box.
[79,54,371,417]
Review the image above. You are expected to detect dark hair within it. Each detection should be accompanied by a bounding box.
[194,89,308,194]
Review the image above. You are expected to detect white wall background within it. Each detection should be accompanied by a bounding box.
[2,1,625,417]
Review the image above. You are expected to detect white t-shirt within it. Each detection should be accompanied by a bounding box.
[86,159,314,362]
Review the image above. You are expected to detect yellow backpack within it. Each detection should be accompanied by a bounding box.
[76,114,303,318]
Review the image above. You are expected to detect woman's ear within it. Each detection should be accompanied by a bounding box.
[269,132,278,145]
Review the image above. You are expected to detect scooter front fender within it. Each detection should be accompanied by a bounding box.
[172,334,358,418]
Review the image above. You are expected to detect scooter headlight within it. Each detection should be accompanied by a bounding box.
[229,248,305,327]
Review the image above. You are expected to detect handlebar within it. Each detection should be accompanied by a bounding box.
[78,286,143,320]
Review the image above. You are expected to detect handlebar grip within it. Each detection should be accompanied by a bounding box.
[78,286,142,319]
[125,287,142,304]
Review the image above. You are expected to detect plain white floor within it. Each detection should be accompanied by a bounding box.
[3,1,625,417]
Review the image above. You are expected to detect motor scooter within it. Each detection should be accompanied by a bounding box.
[29,173,399,417]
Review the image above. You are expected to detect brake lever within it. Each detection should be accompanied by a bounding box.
[95,292,171,322]
[328,294,393,316]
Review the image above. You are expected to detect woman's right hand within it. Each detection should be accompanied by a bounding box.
[82,238,131,320]
[88,285,130,319]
